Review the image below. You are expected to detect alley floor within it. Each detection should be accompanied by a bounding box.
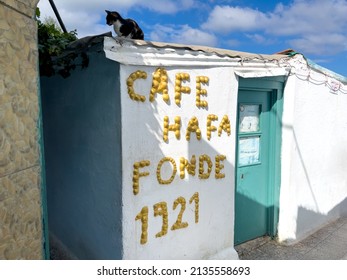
[235,216,347,260]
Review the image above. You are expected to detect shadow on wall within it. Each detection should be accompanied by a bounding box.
[281,121,347,243]
[185,131,235,258]
[234,192,347,246]
[293,197,347,243]
[40,44,128,259]
[234,192,279,245]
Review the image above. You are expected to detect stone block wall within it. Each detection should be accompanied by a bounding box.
[0,0,44,259]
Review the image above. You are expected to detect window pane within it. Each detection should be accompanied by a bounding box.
[239,104,260,133]
[239,136,260,166]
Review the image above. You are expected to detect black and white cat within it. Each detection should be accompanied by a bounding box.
[105,10,144,40]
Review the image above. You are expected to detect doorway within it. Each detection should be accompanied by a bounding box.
[234,78,284,245]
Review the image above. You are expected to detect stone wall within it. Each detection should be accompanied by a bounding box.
[0,0,44,259]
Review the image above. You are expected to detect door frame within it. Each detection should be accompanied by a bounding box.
[235,77,284,239]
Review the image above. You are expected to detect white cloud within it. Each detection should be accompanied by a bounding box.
[150,24,218,47]
[289,33,347,55]
[203,0,347,35]
[142,0,195,13]
[37,0,137,13]
[202,5,269,33]
[269,0,347,36]
[38,1,109,37]
[202,0,347,55]
[37,0,347,56]
[38,0,195,16]
[246,34,275,45]
[37,0,197,38]
[226,39,241,48]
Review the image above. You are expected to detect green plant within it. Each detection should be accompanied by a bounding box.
[36,8,80,77]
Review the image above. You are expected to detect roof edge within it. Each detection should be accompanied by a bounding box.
[307,59,347,84]
[103,37,290,77]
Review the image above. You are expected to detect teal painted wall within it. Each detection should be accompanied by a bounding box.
[40,48,122,259]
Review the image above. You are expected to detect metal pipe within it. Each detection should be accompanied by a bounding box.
[48,0,68,33]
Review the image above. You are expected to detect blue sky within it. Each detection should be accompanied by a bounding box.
[38,0,347,77]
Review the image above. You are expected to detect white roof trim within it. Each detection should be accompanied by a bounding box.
[104,37,290,77]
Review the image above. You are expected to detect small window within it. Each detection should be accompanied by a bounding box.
[238,136,260,166]
[239,104,260,133]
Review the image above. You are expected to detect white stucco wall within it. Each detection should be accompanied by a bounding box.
[104,37,347,255]
[279,66,347,243]
[120,64,239,259]
[103,37,289,259]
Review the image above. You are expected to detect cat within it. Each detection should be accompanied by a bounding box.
[105,10,144,40]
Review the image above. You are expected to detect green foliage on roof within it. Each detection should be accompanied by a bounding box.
[36,8,79,77]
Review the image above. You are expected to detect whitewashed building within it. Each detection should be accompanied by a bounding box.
[40,36,347,259]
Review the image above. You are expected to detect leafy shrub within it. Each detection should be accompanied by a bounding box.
[36,8,78,77]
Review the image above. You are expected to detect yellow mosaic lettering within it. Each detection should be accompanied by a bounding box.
[150,67,169,103]
[153,202,169,238]
[157,157,177,185]
[196,76,209,108]
[179,155,196,179]
[132,160,150,195]
[135,206,149,245]
[215,155,226,179]
[163,116,181,142]
[218,115,231,137]
[186,116,202,141]
[207,114,218,140]
[171,197,188,230]
[199,154,212,179]
[127,70,147,102]
[174,73,191,106]
[189,192,199,223]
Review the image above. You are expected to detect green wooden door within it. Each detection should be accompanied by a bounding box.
[234,89,273,245]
